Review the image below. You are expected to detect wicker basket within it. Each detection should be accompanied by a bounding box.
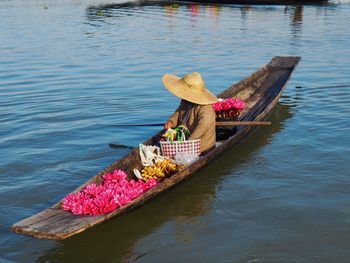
[215,109,240,120]
[160,139,201,159]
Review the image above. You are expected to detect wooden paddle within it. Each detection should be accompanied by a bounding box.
[110,121,271,127]
[216,121,271,126]
[108,143,133,149]
[108,121,270,148]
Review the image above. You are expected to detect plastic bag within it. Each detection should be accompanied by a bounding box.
[174,152,199,166]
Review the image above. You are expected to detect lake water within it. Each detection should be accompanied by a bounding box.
[0,0,349,262]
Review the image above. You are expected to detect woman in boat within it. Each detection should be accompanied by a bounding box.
[162,72,218,154]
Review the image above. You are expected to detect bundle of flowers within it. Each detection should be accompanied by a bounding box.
[162,125,190,143]
[212,98,246,119]
[62,169,158,215]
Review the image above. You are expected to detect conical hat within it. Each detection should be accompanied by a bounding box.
[162,72,218,105]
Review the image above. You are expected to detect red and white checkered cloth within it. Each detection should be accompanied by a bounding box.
[160,139,201,159]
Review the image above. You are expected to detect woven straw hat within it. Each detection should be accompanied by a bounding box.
[163,72,218,105]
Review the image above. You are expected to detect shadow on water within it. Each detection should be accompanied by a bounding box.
[37,100,293,262]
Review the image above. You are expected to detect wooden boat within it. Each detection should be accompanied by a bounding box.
[11,56,300,240]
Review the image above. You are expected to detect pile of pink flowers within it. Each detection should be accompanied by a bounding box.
[213,98,246,119]
[62,170,158,215]
[213,98,246,111]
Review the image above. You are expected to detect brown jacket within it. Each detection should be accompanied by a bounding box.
[167,100,216,153]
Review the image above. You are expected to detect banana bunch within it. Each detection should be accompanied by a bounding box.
[141,166,166,181]
[141,159,184,181]
[156,159,184,175]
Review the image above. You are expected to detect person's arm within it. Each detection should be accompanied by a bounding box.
[164,102,182,129]
[189,106,216,140]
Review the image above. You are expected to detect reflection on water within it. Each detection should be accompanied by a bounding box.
[164,3,222,18]
[86,1,305,34]
[37,102,293,262]
[284,5,304,36]
[83,0,339,59]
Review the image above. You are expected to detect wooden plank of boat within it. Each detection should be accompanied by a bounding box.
[11,56,301,240]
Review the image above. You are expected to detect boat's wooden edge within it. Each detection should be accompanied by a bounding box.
[11,56,301,240]
[11,207,107,240]
[269,56,301,69]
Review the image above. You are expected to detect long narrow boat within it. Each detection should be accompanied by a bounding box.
[12,56,300,240]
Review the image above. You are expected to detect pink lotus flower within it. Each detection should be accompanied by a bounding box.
[83,183,103,197]
[114,194,131,207]
[229,98,246,109]
[222,100,232,110]
[212,98,246,112]
[62,169,159,216]
[212,101,223,111]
